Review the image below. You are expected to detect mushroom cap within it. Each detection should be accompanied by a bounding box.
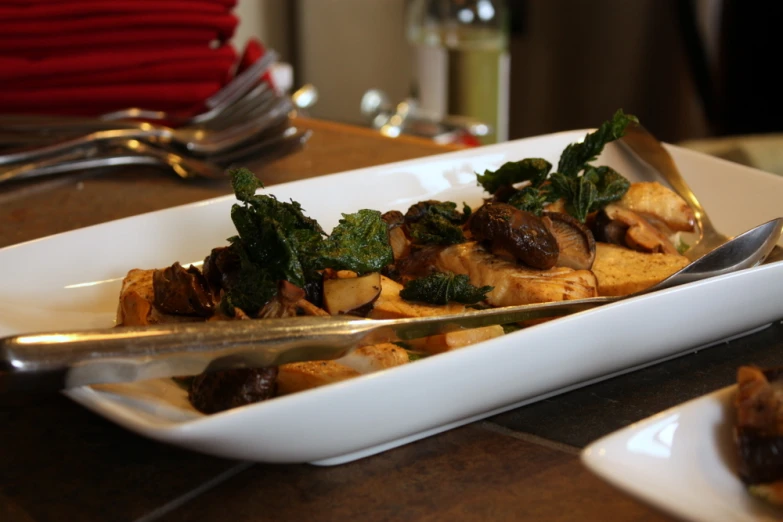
[469,203,559,269]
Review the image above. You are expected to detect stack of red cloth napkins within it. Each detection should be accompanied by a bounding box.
[0,0,257,118]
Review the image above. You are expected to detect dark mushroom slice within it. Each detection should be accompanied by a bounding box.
[202,246,238,295]
[153,262,214,316]
[323,272,382,316]
[592,209,628,245]
[543,212,596,270]
[189,367,279,414]
[735,366,783,494]
[258,280,307,318]
[597,204,680,255]
[469,202,559,269]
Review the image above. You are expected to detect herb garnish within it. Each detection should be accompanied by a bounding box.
[476,110,638,222]
[400,271,493,305]
[311,209,393,273]
[219,168,394,315]
[404,200,469,245]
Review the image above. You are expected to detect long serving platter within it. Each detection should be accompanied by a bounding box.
[2,130,783,464]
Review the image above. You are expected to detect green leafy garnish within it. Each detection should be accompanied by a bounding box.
[219,168,395,315]
[218,241,279,316]
[557,110,638,177]
[506,185,550,214]
[676,237,690,255]
[230,192,323,288]
[476,110,638,222]
[230,167,264,201]
[400,271,493,305]
[476,158,552,194]
[311,210,393,274]
[548,164,631,222]
[405,201,468,246]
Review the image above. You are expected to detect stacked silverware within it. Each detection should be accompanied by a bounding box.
[0,51,315,183]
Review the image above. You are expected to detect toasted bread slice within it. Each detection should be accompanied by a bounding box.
[590,243,689,296]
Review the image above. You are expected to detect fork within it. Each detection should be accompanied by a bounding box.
[0,94,294,165]
[0,127,312,183]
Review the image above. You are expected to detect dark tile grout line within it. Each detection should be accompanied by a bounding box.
[478,421,582,456]
[132,461,255,522]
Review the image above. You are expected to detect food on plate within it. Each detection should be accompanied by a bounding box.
[115,110,697,414]
[734,365,783,506]
[590,243,689,296]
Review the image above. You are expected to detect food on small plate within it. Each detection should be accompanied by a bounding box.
[115,110,697,414]
[734,365,783,506]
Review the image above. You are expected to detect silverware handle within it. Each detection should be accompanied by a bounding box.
[0,317,372,392]
[0,297,615,393]
[0,128,165,166]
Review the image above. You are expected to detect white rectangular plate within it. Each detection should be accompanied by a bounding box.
[3,130,783,465]
[581,386,783,522]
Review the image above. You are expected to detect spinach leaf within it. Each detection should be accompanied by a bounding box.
[476,158,552,194]
[312,210,393,274]
[506,185,550,215]
[405,201,467,246]
[549,165,630,222]
[400,271,493,305]
[230,195,324,288]
[217,169,327,314]
[557,109,638,177]
[218,241,279,316]
[474,111,637,222]
[230,167,264,202]
[585,165,631,207]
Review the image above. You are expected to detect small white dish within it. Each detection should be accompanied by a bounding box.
[581,385,783,522]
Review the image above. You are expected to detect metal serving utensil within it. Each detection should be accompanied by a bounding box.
[2,218,780,393]
[619,122,731,260]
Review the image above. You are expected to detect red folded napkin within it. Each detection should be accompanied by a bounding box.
[0,12,238,38]
[0,46,237,82]
[3,57,236,89]
[0,83,225,116]
[0,0,236,5]
[0,30,220,59]
[0,1,233,19]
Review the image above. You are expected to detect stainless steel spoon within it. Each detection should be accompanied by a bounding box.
[2,217,780,393]
[619,122,731,260]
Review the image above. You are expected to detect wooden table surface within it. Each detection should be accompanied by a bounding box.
[1,118,778,522]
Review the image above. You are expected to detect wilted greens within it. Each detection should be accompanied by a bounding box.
[404,200,470,246]
[400,271,493,305]
[219,168,393,315]
[476,110,638,221]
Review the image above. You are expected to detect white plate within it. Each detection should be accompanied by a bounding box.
[3,130,783,465]
[581,386,783,522]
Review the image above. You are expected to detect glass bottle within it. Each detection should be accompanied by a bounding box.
[406,0,509,145]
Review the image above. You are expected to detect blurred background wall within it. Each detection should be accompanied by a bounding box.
[234,0,723,143]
